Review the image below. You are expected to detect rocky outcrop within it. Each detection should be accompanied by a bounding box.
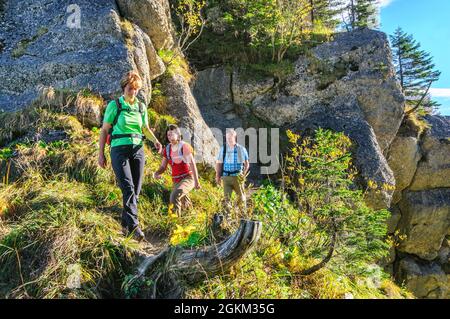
[409,115,450,191]
[116,0,175,51]
[397,256,450,299]
[397,189,450,261]
[1,0,448,297]
[388,115,450,297]
[0,0,166,111]
[387,136,422,204]
[253,29,404,154]
[194,29,403,209]
[192,66,274,133]
[192,29,450,297]
[286,95,396,210]
[162,73,220,167]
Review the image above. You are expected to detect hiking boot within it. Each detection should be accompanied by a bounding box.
[131,227,146,242]
[123,226,146,242]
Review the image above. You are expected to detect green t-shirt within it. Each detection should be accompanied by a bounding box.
[103,96,149,148]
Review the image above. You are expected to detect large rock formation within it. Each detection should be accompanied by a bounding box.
[409,115,450,191]
[253,29,405,153]
[161,73,220,166]
[116,0,175,51]
[0,0,166,111]
[397,189,450,261]
[389,114,450,298]
[397,256,449,299]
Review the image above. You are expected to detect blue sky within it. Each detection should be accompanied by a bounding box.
[379,0,450,115]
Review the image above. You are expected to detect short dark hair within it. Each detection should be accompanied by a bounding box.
[166,124,182,141]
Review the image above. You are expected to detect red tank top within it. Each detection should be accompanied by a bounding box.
[163,142,193,183]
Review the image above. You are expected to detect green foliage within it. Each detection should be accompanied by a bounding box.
[171,0,207,53]
[283,129,390,275]
[11,27,48,58]
[390,27,441,114]
[158,49,193,81]
[147,108,177,144]
[187,0,337,68]
[343,0,379,31]
[0,147,13,160]
[186,129,406,299]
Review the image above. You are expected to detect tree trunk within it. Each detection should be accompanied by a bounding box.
[129,219,262,298]
[297,219,337,276]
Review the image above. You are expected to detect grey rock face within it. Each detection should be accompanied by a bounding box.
[397,256,450,299]
[409,115,450,191]
[397,189,450,261]
[387,205,402,234]
[231,69,274,106]
[253,28,404,154]
[387,136,422,204]
[193,67,234,114]
[116,0,174,51]
[387,115,450,298]
[162,73,220,167]
[0,0,165,111]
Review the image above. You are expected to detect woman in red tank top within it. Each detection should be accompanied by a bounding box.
[153,125,200,216]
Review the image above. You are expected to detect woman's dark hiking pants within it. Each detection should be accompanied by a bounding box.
[111,144,145,231]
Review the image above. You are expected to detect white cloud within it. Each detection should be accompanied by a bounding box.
[430,88,450,98]
[379,0,395,8]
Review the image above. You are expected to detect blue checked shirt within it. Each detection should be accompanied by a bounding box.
[217,144,249,176]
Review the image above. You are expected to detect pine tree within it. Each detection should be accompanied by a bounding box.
[390,27,441,113]
[345,0,379,30]
[309,0,344,30]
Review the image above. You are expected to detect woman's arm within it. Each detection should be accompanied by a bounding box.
[142,125,162,153]
[98,122,112,168]
[153,157,168,179]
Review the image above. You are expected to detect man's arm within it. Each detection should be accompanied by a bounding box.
[187,154,201,189]
[215,161,223,185]
[243,160,250,176]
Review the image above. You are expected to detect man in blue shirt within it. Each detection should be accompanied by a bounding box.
[215,129,250,215]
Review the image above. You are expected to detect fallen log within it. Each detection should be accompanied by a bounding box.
[127,219,262,298]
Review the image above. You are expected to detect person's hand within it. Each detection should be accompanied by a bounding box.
[98,153,107,169]
[215,175,221,185]
[194,181,201,190]
[238,171,248,183]
[155,141,163,154]
[153,172,162,179]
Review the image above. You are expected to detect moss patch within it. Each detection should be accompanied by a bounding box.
[11,27,48,58]
[306,54,352,91]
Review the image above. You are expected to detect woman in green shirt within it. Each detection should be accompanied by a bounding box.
[98,71,162,241]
